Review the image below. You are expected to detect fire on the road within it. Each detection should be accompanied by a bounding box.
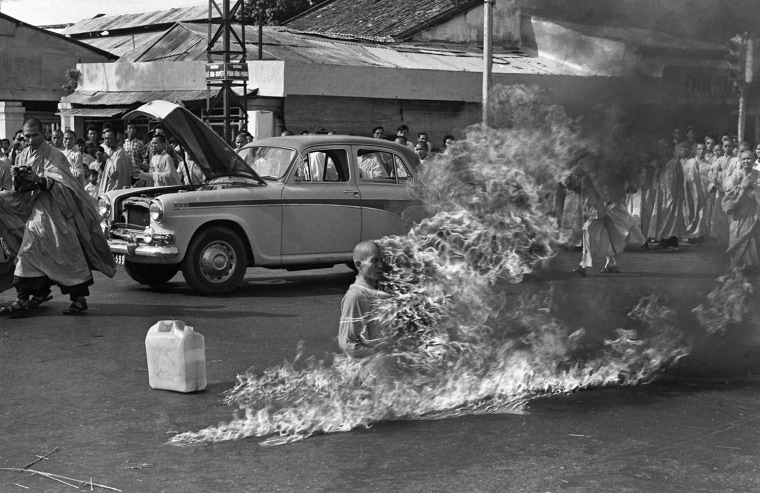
[169,86,746,446]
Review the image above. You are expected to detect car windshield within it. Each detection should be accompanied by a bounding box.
[240,146,296,180]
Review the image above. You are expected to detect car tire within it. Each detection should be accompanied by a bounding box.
[124,261,180,286]
[182,226,248,295]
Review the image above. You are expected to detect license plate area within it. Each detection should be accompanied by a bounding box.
[113,254,125,265]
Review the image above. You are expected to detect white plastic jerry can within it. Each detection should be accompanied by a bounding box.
[145,320,207,392]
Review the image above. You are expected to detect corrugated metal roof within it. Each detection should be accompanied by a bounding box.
[108,23,577,75]
[78,31,166,58]
[285,0,480,42]
[56,107,133,117]
[118,23,208,62]
[62,4,212,36]
[61,90,211,106]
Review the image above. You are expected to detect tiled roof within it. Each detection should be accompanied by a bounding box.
[284,0,479,42]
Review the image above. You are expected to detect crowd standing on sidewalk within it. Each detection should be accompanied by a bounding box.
[558,126,760,275]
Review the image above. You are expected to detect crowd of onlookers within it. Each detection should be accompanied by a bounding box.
[277,123,456,164]
[0,121,456,200]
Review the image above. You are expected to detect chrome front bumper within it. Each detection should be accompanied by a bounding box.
[108,240,180,262]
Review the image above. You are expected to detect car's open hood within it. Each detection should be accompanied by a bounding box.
[125,100,262,183]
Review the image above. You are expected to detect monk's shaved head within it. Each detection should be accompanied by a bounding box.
[352,241,381,263]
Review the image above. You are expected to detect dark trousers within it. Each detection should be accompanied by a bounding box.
[13,275,91,301]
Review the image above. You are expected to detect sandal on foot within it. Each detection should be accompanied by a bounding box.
[0,299,30,318]
[572,266,587,277]
[29,294,53,308]
[62,298,88,315]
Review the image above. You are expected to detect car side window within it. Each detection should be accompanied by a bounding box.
[393,155,411,182]
[358,149,409,184]
[297,149,349,182]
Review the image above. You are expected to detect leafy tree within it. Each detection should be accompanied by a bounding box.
[242,0,318,25]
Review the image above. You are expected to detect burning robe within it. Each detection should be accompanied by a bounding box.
[647,156,685,241]
[722,168,760,270]
[0,141,115,292]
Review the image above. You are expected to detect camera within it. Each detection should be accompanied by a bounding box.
[12,165,31,177]
[12,166,40,193]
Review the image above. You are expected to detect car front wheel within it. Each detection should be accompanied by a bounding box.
[124,260,180,286]
[182,226,248,295]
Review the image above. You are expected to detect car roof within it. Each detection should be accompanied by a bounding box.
[243,135,420,164]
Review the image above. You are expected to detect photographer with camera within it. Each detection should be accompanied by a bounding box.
[0,119,115,317]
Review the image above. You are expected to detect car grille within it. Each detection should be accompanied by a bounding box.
[119,207,150,229]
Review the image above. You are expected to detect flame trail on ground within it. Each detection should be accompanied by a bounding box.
[169,86,724,446]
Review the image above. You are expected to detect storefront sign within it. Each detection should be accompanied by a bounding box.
[205,63,249,81]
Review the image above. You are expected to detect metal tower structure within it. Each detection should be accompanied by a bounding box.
[204,0,248,144]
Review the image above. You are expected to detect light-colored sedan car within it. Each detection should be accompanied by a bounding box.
[99,101,424,295]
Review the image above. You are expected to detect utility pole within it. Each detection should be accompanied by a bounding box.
[205,0,248,144]
[482,0,493,126]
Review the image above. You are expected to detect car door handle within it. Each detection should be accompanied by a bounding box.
[343,190,359,197]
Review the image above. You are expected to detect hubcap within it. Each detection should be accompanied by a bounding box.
[199,241,236,282]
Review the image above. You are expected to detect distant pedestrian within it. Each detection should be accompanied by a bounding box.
[135,135,180,187]
[414,141,429,163]
[372,126,385,140]
[50,129,64,150]
[234,132,248,153]
[0,143,10,190]
[84,169,99,200]
[102,129,131,191]
[573,162,645,276]
[722,150,760,272]
[442,134,455,153]
[395,124,414,150]
[648,140,686,251]
[417,132,432,153]
[61,130,86,187]
[123,123,146,184]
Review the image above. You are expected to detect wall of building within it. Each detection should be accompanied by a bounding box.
[0,17,111,101]
[78,61,206,92]
[282,95,479,150]
[517,0,760,45]
[0,16,112,138]
[411,1,520,46]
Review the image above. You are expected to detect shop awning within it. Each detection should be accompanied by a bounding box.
[60,90,211,106]
[56,106,134,117]
[60,88,257,106]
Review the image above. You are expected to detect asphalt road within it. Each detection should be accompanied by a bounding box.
[1,245,759,493]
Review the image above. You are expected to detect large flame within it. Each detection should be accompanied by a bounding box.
[170,86,725,446]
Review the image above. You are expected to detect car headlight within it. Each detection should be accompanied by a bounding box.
[149,200,164,223]
[97,196,111,218]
